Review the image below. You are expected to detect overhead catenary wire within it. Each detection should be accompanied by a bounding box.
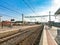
[25,15,55,18]
[0,0,22,20]
[22,0,55,17]
[0,0,22,14]
[0,13,16,22]
[0,0,36,16]
[0,5,21,14]
[24,0,35,11]
[0,0,25,21]
[0,13,16,18]
[0,0,22,16]
[22,0,37,15]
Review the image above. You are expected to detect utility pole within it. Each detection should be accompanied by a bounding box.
[0,16,2,28]
[35,19,36,22]
[0,16,2,22]
[22,14,24,25]
[41,17,42,23]
[49,11,51,28]
[49,11,51,21]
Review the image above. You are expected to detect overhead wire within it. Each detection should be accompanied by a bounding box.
[24,15,54,18]
[22,0,55,17]
[0,5,21,14]
[0,5,17,19]
[0,13,16,18]
[22,0,37,15]
[0,0,22,20]
[0,0,22,15]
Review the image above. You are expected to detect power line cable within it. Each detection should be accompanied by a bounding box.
[0,0,23,21]
[0,4,22,19]
[0,13,16,18]
[0,0,22,14]
[22,0,37,15]
[0,5,21,14]
[24,0,35,10]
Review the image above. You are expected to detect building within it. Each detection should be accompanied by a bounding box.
[13,21,22,26]
[2,21,11,26]
[54,8,60,22]
[54,9,60,45]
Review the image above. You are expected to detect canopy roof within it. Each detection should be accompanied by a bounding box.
[55,8,60,15]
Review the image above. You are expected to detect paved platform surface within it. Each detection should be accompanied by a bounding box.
[49,26,57,39]
[45,26,57,45]
[46,30,57,45]
[40,25,58,45]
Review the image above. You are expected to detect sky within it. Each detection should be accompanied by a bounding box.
[0,0,60,22]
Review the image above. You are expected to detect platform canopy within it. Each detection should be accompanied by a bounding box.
[55,8,60,15]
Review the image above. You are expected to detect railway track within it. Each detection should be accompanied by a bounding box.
[0,25,44,45]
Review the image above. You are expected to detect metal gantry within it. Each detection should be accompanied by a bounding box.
[24,15,55,22]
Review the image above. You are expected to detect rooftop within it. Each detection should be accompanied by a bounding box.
[55,8,60,15]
